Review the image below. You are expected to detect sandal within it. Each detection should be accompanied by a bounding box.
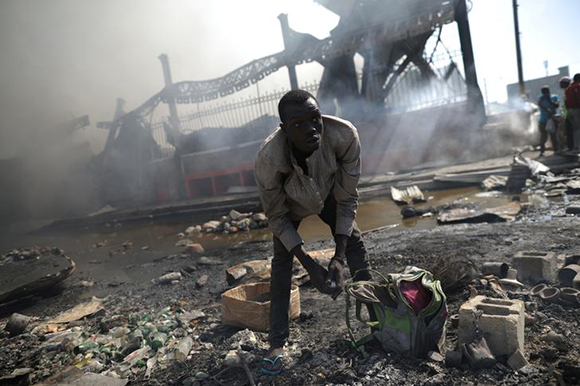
[261,355,283,376]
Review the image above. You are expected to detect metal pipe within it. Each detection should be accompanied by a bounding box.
[481,262,509,278]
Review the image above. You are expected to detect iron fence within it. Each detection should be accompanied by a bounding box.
[150,57,467,160]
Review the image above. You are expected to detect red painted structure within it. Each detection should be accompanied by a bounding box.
[180,140,261,199]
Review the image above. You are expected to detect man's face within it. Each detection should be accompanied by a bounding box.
[281,97,323,154]
[542,89,551,97]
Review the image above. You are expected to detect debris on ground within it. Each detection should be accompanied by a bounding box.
[0,300,210,384]
[0,247,76,313]
[4,313,32,336]
[46,297,104,325]
[3,185,580,385]
[180,210,269,236]
[153,272,182,285]
[225,249,332,286]
[482,175,508,191]
[437,201,521,225]
[390,185,426,205]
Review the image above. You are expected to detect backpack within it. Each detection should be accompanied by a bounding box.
[345,266,448,358]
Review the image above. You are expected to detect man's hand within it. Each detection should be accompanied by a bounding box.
[327,234,348,299]
[291,244,333,294]
[326,257,345,300]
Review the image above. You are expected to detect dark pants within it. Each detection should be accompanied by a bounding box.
[268,194,371,348]
[539,120,558,154]
[566,118,574,151]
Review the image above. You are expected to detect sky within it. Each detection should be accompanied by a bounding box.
[0,0,579,158]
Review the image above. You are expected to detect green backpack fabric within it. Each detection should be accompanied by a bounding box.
[345,266,448,358]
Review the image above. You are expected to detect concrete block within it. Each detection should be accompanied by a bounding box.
[512,251,557,283]
[458,296,525,358]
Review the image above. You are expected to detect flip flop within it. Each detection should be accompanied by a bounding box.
[261,355,283,376]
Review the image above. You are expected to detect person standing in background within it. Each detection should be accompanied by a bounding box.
[559,77,573,151]
[537,86,559,157]
[565,74,580,151]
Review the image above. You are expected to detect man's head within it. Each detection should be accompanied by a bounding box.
[541,86,550,96]
[560,76,571,89]
[278,90,323,154]
[574,73,580,83]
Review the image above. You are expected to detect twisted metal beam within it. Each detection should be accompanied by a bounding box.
[106,0,455,123]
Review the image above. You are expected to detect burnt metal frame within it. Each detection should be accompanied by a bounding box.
[98,0,456,129]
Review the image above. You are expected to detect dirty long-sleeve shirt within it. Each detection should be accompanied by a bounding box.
[255,115,361,252]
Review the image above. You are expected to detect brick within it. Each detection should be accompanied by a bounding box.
[458,296,525,357]
[512,251,558,283]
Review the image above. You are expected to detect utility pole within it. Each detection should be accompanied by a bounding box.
[512,0,525,97]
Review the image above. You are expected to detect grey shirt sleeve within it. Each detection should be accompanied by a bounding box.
[255,151,303,251]
[332,124,361,237]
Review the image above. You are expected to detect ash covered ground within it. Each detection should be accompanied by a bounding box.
[1,207,579,385]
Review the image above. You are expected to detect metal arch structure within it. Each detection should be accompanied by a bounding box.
[97,0,457,129]
[167,0,456,104]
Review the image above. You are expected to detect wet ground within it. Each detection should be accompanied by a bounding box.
[2,203,579,385]
[0,187,518,286]
[2,182,579,385]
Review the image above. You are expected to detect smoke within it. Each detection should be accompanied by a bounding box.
[0,0,545,225]
[0,0,336,224]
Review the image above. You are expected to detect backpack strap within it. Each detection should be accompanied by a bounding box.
[345,291,373,357]
[345,270,391,357]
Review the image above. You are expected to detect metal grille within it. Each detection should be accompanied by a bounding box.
[150,55,467,160]
[386,49,468,112]
[150,83,319,159]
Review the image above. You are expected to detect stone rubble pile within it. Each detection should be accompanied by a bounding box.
[444,250,580,375]
[180,210,268,236]
[1,304,211,383]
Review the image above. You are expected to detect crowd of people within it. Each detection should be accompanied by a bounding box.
[537,73,580,156]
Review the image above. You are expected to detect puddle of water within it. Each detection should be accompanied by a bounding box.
[298,187,519,239]
[0,187,520,283]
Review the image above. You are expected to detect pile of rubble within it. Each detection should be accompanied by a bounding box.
[0,295,217,385]
[179,210,268,236]
[401,156,580,226]
[3,218,580,385]
[444,250,579,377]
[483,155,580,202]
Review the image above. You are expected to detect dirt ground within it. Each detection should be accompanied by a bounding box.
[2,205,580,385]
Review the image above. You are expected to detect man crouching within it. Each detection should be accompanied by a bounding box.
[255,90,372,375]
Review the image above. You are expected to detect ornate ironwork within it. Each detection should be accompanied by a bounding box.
[118,0,455,121]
